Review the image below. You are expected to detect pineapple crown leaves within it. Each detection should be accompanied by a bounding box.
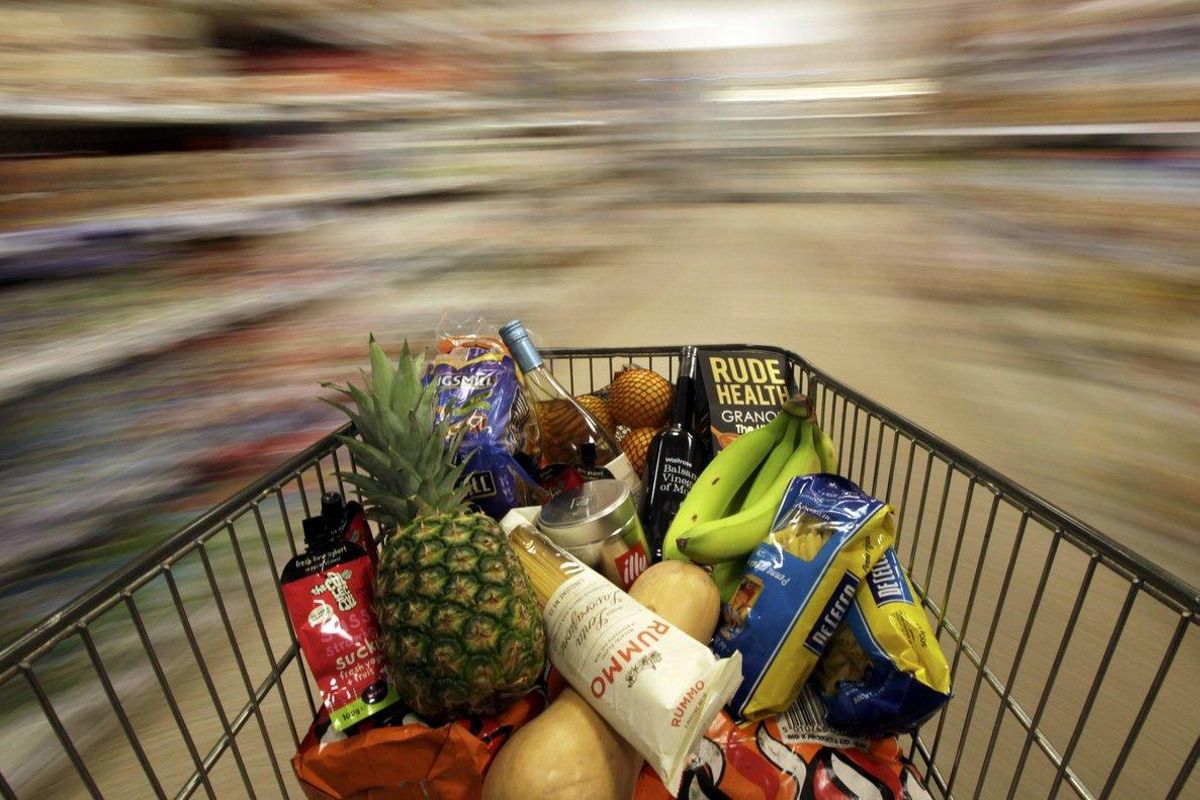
[322,336,473,527]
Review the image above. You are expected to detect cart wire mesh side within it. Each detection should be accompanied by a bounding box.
[0,345,1196,800]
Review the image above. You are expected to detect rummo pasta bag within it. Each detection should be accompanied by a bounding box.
[508,525,742,795]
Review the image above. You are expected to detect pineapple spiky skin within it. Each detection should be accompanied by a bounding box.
[373,512,546,720]
[324,338,547,721]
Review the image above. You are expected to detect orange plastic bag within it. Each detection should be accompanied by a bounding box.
[293,690,546,800]
[634,707,931,800]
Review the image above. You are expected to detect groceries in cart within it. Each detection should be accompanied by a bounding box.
[499,320,644,495]
[323,338,548,724]
[290,327,947,799]
[693,347,796,454]
[633,704,933,800]
[487,529,739,797]
[320,489,377,562]
[641,346,706,562]
[530,478,651,590]
[293,673,551,800]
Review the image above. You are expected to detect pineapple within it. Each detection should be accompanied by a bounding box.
[324,338,546,720]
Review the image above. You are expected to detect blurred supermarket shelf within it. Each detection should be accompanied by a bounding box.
[0,92,515,127]
[631,122,1200,160]
[926,155,1200,271]
[0,255,417,405]
[2,2,1199,796]
[0,244,607,650]
[0,174,517,261]
[0,197,615,405]
[0,151,621,262]
[861,121,1200,140]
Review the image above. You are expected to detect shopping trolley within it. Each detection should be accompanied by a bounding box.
[1,345,1196,800]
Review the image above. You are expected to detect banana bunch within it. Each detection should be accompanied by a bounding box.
[663,395,840,602]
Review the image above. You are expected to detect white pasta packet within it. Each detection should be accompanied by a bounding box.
[510,525,743,796]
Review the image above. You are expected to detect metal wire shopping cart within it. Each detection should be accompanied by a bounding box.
[1,345,1196,800]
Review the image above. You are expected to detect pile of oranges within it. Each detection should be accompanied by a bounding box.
[577,366,674,475]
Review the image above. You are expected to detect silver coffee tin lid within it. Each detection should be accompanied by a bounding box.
[536,479,635,548]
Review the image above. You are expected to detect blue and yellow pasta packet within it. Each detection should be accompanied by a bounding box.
[711,475,894,722]
[817,547,951,735]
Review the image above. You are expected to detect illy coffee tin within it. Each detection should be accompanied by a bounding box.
[536,479,650,589]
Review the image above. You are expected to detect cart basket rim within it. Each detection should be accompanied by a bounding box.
[2,342,1196,673]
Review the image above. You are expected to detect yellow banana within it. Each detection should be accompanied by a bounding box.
[662,396,807,561]
[678,417,823,564]
[813,420,838,474]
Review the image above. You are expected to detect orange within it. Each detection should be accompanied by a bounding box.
[575,394,615,435]
[608,368,673,429]
[621,427,660,476]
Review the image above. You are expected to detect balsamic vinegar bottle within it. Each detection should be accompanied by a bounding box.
[641,346,705,562]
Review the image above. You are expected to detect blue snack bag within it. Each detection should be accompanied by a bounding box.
[424,336,541,519]
[711,475,894,722]
[816,547,951,735]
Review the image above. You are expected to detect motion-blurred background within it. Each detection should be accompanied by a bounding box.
[0,0,1197,794]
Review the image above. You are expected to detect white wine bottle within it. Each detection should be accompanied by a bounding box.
[499,320,642,496]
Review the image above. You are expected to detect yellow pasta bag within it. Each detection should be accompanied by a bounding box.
[712,475,894,721]
[817,547,951,735]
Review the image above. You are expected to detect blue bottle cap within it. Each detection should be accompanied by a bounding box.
[499,320,543,372]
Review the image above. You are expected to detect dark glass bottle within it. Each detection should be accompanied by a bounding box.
[641,346,706,562]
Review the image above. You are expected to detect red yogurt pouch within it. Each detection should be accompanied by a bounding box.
[282,516,400,731]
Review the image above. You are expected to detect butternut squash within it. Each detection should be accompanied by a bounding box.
[481,562,720,800]
[626,560,721,641]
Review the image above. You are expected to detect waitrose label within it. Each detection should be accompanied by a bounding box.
[697,349,794,452]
